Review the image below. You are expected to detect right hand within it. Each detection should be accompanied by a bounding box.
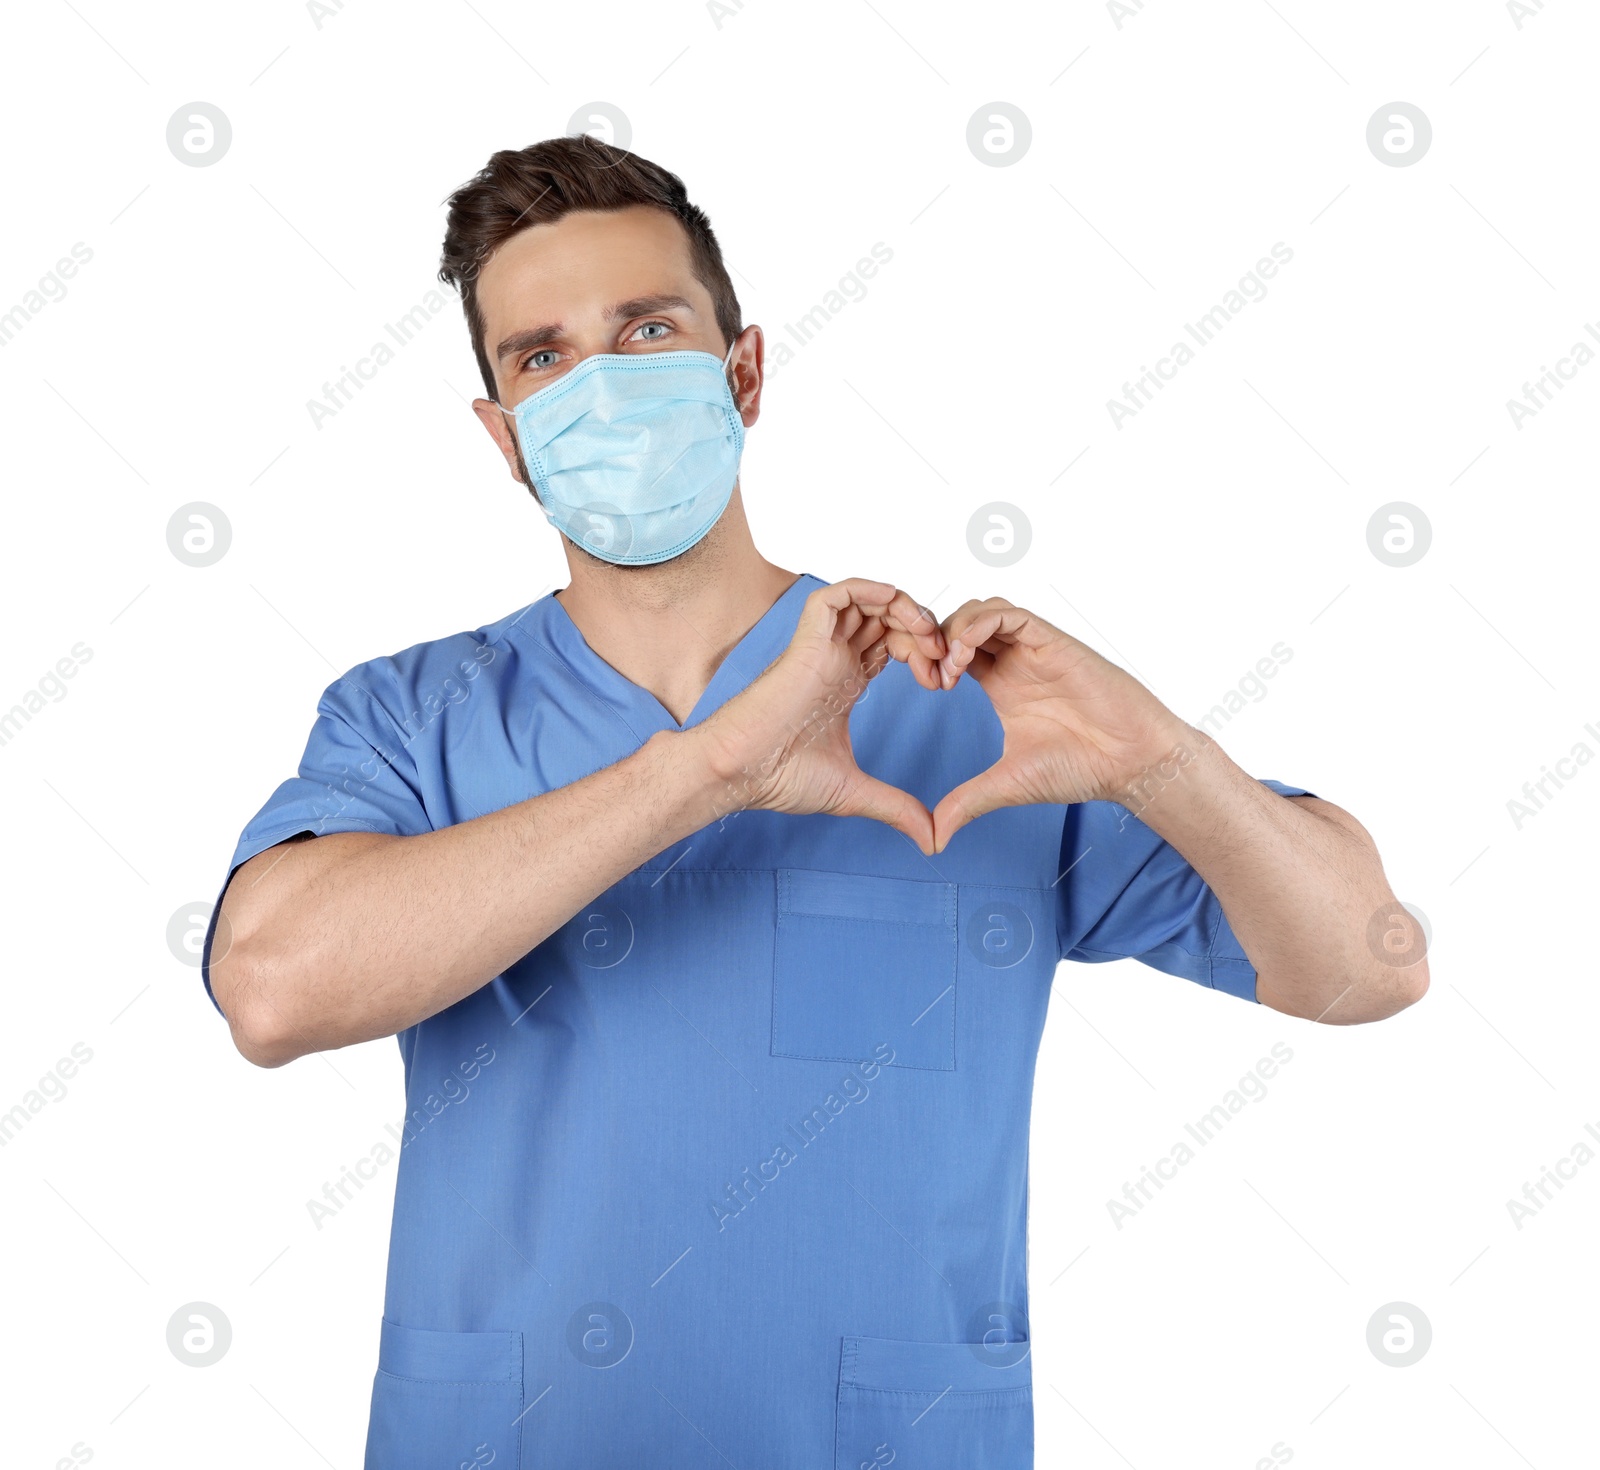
[691,579,948,854]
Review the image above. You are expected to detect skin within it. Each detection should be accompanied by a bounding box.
[211,204,1426,1068]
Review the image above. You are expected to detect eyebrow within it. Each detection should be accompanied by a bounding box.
[494,294,698,363]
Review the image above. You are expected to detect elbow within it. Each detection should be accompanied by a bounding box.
[1261,954,1429,1024]
[1329,955,1430,1025]
[231,1012,304,1070]
[212,943,309,1069]
[1360,901,1432,1019]
[1391,953,1430,1013]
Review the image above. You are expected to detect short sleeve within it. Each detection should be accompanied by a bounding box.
[1055,778,1315,1004]
[199,677,432,1015]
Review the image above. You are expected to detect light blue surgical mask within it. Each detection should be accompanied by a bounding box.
[493,338,745,566]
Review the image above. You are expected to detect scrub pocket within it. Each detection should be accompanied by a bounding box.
[364,1318,523,1470]
[771,869,958,1072]
[835,1335,1033,1470]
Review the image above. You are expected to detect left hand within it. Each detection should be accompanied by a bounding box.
[931,598,1189,852]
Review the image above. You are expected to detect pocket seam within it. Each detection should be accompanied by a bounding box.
[376,1318,522,1383]
[778,868,958,926]
[841,1385,1032,1406]
[372,1366,518,1389]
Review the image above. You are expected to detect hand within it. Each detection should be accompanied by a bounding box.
[691,579,949,854]
[931,598,1187,852]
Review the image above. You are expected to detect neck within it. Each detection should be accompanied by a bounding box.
[554,491,799,726]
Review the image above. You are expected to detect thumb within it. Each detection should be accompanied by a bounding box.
[931,766,1014,853]
[835,770,935,856]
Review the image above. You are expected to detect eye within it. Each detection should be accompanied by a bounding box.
[630,320,673,343]
[525,348,560,371]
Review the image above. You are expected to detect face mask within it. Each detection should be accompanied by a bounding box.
[492,338,745,566]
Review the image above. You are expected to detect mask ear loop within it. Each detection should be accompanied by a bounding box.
[723,329,744,411]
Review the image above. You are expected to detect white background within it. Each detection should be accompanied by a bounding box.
[2,1,1596,1465]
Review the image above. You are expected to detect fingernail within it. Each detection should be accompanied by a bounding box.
[948,637,964,661]
[940,654,958,681]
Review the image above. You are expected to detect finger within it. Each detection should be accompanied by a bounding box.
[849,630,937,693]
[880,589,948,665]
[835,770,936,856]
[935,600,1000,688]
[930,767,1014,852]
[819,583,945,689]
[941,609,1011,684]
[845,613,885,658]
[836,604,867,645]
[797,579,899,645]
[940,602,1065,685]
[851,626,942,692]
[856,637,894,683]
[876,627,944,690]
[943,601,1040,655]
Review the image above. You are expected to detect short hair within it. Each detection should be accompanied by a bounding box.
[438,134,742,400]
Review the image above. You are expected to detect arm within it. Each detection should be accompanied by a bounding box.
[930,598,1428,1026]
[212,580,947,1067]
[1106,732,1426,1023]
[214,733,725,1067]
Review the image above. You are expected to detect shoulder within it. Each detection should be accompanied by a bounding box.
[314,597,549,743]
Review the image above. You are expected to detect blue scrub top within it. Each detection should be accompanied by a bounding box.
[204,573,1308,1470]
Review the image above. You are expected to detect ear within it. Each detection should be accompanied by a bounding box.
[727,325,766,428]
[472,397,529,485]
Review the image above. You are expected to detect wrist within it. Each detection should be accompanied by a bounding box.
[642,725,774,836]
[1104,716,1212,811]
[636,728,733,838]
[1109,719,1239,831]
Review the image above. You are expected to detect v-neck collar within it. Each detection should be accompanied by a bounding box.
[521,572,822,739]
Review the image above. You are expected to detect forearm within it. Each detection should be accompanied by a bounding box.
[215,727,726,1065]
[1117,723,1428,1024]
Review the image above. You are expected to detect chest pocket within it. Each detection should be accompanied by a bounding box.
[771,869,958,1072]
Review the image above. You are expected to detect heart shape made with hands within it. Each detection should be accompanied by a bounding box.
[771,579,1186,858]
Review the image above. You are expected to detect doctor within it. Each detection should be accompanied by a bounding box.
[205,134,1426,1469]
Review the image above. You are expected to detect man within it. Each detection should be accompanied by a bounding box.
[204,134,1426,1469]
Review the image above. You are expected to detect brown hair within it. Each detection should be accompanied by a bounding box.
[438,134,743,401]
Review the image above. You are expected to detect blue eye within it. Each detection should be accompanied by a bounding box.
[528,350,559,370]
[636,321,670,341]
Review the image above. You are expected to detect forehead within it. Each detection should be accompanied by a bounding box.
[475,205,703,333]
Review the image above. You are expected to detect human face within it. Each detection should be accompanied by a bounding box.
[471,204,760,492]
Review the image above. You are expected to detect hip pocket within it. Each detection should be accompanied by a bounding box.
[835,1335,1032,1470]
[364,1318,524,1470]
[772,869,958,1072]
